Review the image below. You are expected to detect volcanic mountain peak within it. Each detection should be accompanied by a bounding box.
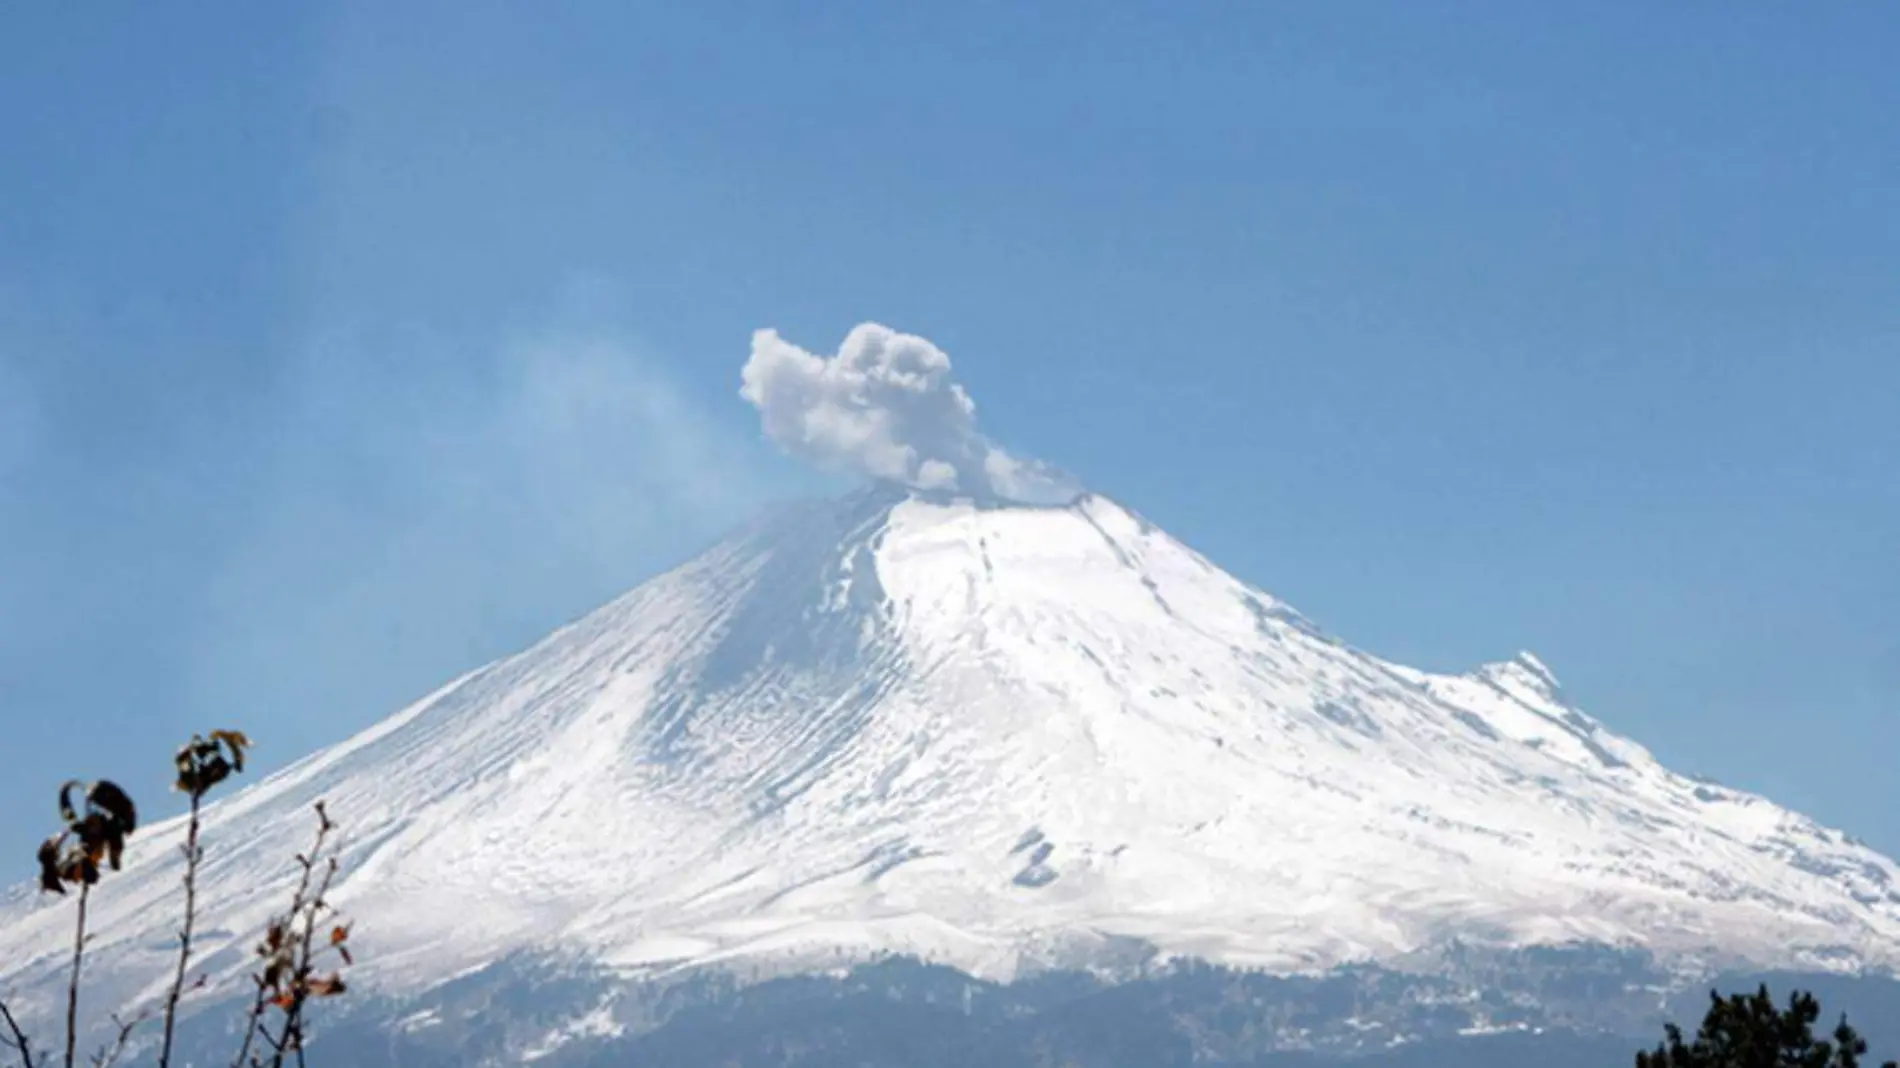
[1,486,1896,1029]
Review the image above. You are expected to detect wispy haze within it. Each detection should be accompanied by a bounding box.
[187,303,786,762]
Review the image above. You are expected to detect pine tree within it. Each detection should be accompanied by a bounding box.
[1637,985,1895,1068]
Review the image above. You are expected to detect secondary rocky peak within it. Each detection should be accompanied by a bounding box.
[1478,649,1566,704]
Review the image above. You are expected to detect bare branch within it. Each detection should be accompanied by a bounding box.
[235,802,350,1068]
[87,1009,149,1068]
[156,792,205,1068]
[264,840,342,1068]
[230,979,273,1068]
[0,997,38,1068]
[63,883,91,1068]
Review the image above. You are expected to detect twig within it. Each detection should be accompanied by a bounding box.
[156,791,205,1068]
[233,804,333,1068]
[290,859,341,1068]
[0,997,37,1068]
[63,883,90,1068]
[264,812,340,1068]
[231,979,272,1068]
[87,1009,148,1068]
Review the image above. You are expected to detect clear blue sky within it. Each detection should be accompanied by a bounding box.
[2,5,1895,866]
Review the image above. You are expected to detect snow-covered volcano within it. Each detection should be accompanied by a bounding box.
[4,486,1898,1022]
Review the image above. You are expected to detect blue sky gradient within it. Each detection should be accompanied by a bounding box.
[2,4,1896,863]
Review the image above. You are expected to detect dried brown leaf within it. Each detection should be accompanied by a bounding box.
[88,779,138,835]
[57,779,84,825]
[37,834,66,894]
[199,756,230,792]
[211,729,252,772]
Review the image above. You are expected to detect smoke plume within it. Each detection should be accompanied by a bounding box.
[740,322,1077,504]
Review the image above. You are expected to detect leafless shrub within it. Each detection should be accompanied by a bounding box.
[0,732,357,1068]
[235,802,355,1068]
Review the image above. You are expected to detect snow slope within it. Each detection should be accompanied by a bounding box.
[3,485,1897,1024]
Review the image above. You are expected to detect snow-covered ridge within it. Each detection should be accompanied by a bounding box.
[2,485,1896,1026]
